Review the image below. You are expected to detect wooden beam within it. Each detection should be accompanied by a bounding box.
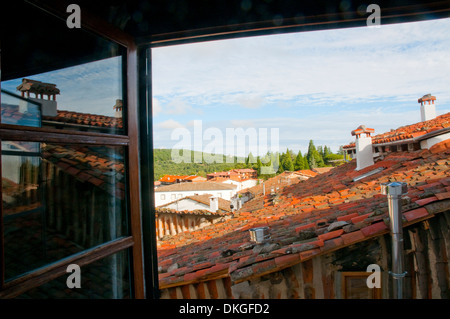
[126,43,146,299]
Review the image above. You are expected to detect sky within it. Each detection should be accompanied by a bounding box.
[1,56,123,117]
[2,17,449,158]
[151,17,450,156]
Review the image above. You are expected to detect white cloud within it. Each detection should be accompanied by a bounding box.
[236,95,266,109]
[155,119,185,130]
[152,97,162,116]
[151,18,450,154]
[153,18,450,108]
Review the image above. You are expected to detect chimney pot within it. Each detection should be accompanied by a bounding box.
[351,125,375,171]
[418,94,436,122]
[209,196,219,212]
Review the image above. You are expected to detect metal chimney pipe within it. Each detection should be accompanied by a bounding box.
[381,181,408,299]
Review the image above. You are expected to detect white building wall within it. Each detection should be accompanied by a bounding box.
[420,132,450,150]
[420,103,436,122]
[222,179,258,191]
[155,189,236,207]
[355,136,374,171]
[163,198,210,211]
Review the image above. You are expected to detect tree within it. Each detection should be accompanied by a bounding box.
[282,150,294,171]
[246,152,256,168]
[256,156,262,175]
[306,140,326,168]
[294,150,306,171]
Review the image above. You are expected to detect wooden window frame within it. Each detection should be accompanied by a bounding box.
[341,272,382,299]
[0,1,146,298]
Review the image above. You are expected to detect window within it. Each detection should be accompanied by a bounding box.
[341,272,381,299]
[16,249,132,299]
[0,3,144,299]
[171,194,176,200]
[2,141,128,280]
[160,194,166,200]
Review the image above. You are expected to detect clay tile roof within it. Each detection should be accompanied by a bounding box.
[154,181,237,192]
[158,175,189,183]
[351,125,375,136]
[155,206,230,217]
[295,170,318,177]
[156,137,450,289]
[44,110,123,129]
[418,94,436,103]
[344,112,450,149]
[16,78,60,95]
[42,144,125,199]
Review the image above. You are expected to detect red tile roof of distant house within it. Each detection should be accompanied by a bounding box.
[159,175,189,183]
[232,169,257,173]
[343,112,450,149]
[183,176,207,182]
[296,170,318,178]
[155,181,237,192]
[156,139,450,289]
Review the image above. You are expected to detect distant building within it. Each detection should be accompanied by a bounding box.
[206,168,257,181]
[158,175,206,185]
[154,182,237,207]
[159,194,232,213]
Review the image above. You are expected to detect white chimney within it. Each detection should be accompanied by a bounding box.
[16,78,59,117]
[418,94,436,122]
[351,125,375,171]
[113,99,123,118]
[209,196,219,212]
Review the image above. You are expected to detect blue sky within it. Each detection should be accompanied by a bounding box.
[152,17,450,155]
[1,57,122,117]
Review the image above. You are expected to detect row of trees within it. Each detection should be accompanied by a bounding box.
[153,141,345,180]
[245,140,345,178]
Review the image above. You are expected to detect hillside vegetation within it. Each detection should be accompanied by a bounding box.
[153,141,345,181]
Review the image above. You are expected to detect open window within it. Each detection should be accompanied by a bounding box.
[0,2,144,298]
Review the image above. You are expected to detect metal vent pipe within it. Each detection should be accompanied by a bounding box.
[381,181,408,299]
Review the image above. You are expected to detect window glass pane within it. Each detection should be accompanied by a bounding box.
[1,90,42,127]
[2,141,128,280]
[1,56,124,134]
[16,249,132,299]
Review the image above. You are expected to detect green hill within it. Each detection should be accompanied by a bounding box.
[153,149,247,180]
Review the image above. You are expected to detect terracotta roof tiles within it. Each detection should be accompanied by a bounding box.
[157,139,450,289]
[344,112,450,149]
[155,182,236,192]
[43,144,125,199]
[44,110,123,129]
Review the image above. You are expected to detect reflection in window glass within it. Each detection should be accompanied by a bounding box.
[17,249,132,299]
[1,90,42,127]
[1,56,124,134]
[2,141,128,280]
